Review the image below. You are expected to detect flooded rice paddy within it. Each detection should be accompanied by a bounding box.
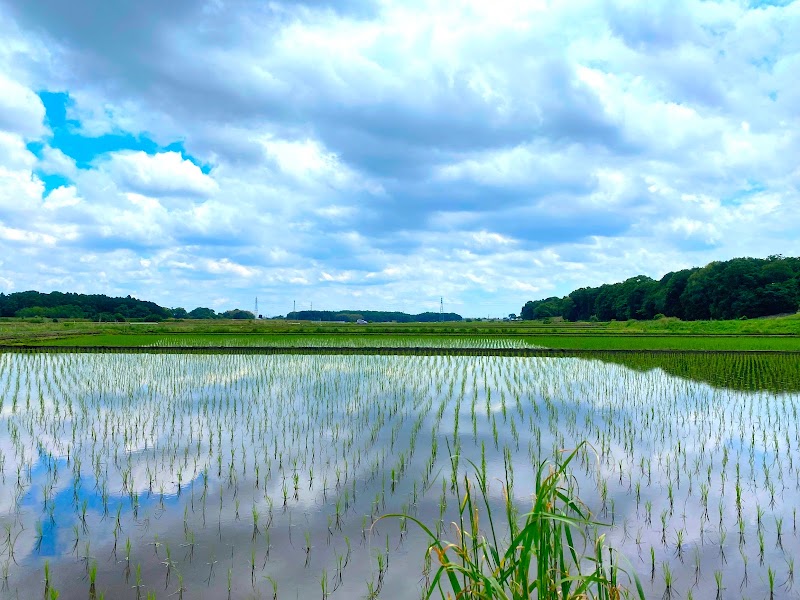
[146,335,538,349]
[0,350,798,598]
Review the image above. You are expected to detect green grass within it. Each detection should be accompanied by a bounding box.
[382,443,643,600]
[604,313,800,334]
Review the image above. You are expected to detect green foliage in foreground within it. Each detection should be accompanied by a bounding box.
[382,443,643,600]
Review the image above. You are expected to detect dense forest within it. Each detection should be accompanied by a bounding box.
[0,291,254,321]
[521,255,800,321]
[285,310,462,323]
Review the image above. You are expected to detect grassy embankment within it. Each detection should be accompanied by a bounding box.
[0,313,798,350]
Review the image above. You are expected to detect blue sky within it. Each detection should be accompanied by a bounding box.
[0,0,799,316]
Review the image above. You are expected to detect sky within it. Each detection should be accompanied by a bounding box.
[0,0,798,317]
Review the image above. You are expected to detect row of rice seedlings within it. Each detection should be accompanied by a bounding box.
[609,351,800,393]
[145,334,535,349]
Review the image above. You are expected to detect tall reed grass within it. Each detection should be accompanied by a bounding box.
[384,443,643,599]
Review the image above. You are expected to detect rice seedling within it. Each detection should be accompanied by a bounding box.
[263,574,278,600]
[767,565,776,599]
[662,562,674,599]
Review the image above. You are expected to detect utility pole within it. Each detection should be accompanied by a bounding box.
[440,297,444,322]
[254,297,258,319]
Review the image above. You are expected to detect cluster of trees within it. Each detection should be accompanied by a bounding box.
[285,310,462,323]
[0,291,254,321]
[0,291,172,322]
[174,307,255,320]
[521,255,800,321]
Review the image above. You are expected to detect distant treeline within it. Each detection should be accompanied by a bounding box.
[285,310,462,323]
[0,291,254,321]
[522,255,800,321]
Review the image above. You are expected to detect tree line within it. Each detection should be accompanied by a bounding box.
[285,310,462,323]
[0,291,254,321]
[521,255,800,321]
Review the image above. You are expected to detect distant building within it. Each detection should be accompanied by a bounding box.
[356,319,368,325]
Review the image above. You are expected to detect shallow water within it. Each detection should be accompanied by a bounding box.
[0,351,798,599]
[144,334,540,349]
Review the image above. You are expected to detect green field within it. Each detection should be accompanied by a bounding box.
[1,313,799,351]
[11,332,800,351]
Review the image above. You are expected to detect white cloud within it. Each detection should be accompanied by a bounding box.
[0,130,36,171]
[469,231,516,248]
[42,185,81,209]
[260,136,384,195]
[263,138,342,181]
[98,151,218,198]
[0,132,42,214]
[437,144,587,189]
[0,224,56,245]
[205,258,257,278]
[669,217,720,244]
[0,73,45,138]
[38,146,77,178]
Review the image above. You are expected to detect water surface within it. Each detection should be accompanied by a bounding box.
[0,351,797,599]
